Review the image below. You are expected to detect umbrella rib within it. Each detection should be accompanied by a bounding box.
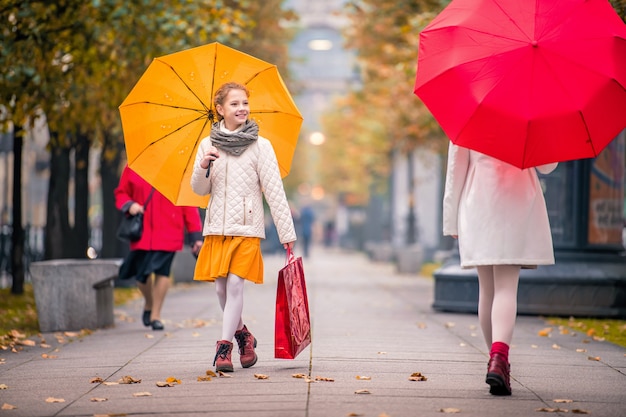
[243,66,277,85]
[124,101,209,114]
[155,57,211,113]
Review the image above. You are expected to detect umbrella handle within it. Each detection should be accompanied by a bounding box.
[205,160,213,178]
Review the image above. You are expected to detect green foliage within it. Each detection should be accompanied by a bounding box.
[546,316,626,348]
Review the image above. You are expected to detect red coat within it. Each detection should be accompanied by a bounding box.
[114,166,202,252]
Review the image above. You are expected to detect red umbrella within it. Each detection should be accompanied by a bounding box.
[414,0,626,169]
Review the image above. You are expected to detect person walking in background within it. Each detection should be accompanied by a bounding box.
[299,205,315,258]
[191,82,297,373]
[115,166,203,331]
[442,142,557,396]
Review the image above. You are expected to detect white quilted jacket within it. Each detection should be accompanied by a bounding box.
[190,132,296,245]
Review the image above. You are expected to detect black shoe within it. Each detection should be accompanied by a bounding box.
[150,320,164,331]
[142,310,151,327]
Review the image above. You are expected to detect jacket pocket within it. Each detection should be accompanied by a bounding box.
[243,197,253,226]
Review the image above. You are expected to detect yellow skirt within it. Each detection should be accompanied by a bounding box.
[193,235,264,284]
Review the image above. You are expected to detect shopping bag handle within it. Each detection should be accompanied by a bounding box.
[285,246,295,265]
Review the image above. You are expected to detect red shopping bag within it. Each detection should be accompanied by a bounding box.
[274,248,311,359]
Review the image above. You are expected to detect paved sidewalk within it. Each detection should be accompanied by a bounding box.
[1,248,624,417]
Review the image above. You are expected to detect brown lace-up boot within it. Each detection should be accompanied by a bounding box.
[234,325,258,368]
[213,340,234,372]
[486,353,511,395]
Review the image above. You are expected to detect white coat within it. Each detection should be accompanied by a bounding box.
[190,126,296,245]
[443,143,557,268]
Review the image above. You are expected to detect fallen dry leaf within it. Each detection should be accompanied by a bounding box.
[103,381,119,386]
[356,375,371,380]
[45,397,65,403]
[576,349,587,353]
[409,372,428,381]
[197,376,212,382]
[354,389,370,394]
[571,409,589,414]
[64,331,79,337]
[440,408,461,413]
[41,353,57,359]
[536,407,568,413]
[0,384,7,389]
[417,322,427,329]
[444,322,455,328]
[586,328,596,337]
[552,344,561,350]
[254,374,269,380]
[347,413,363,416]
[377,351,387,355]
[206,370,217,377]
[292,373,307,379]
[2,403,17,410]
[587,356,601,361]
[90,397,108,402]
[132,392,152,397]
[118,376,141,384]
[531,344,539,348]
[315,376,335,382]
[166,377,181,384]
[17,339,36,347]
[156,381,176,387]
[40,343,51,348]
[218,371,232,378]
[538,327,553,337]
[553,399,574,403]
[90,377,104,384]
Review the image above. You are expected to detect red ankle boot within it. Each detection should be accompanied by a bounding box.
[486,353,511,395]
[213,340,234,372]
[235,325,258,368]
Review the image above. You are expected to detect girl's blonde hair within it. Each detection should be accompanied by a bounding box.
[213,82,250,121]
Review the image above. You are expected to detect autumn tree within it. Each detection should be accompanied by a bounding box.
[319,0,444,203]
[0,0,297,293]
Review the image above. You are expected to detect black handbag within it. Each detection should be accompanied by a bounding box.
[116,188,155,242]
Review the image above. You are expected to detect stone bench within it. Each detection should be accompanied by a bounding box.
[30,259,122,332]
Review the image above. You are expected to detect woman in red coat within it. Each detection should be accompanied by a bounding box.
[115,166,203,330]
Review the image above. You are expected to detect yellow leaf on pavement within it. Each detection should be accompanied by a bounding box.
[356,375,371,380]
[90,397,108,402]
[354,389,370,394]
[2,403,17,410]
[132,392,152,397]
[254,374,269,379]
[440,408,461,413]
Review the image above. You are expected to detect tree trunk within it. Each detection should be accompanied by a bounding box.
[100,132,125,259]
[45,132,73,260]
[73,131,90,258]
[10,128,24,295]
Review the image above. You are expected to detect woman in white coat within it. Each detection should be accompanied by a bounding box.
[191,82,296,373]
[443,142,557,396]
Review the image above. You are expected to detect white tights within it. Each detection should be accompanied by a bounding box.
[476,265,521,348]
[215,273,245,342]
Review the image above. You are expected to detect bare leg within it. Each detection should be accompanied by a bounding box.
[137,274,154,311]
[149,274,170,322]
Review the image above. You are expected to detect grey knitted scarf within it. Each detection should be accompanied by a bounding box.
[210,119,259,156]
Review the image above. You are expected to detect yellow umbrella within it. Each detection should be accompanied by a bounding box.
[119,42,303,207]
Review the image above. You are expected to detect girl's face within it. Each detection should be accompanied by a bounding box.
[217,88,249,131]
